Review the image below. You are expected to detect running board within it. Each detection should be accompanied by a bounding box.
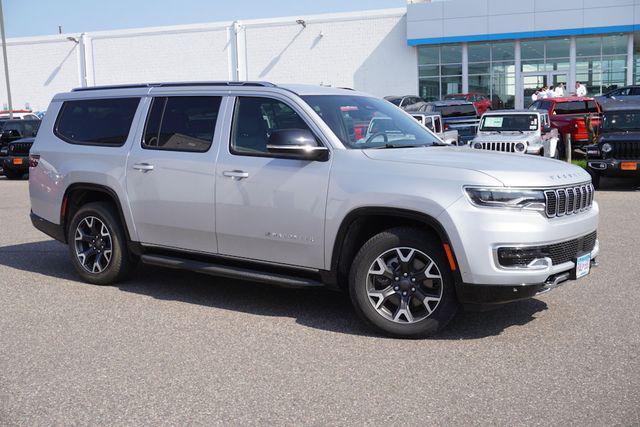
[140,254,325,289]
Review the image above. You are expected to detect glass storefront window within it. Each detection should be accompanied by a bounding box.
[468,74,491,97]
[441,76,462,96]
[546,38,570,58]
[521,40,545,60]
[440,45,462,64]
[419,78,440,101]
[468,62,490,75]
[492,42,514,61]
[418,46,439,65]
[468,43,490,62]
[602,34,627,55]
[577,37,601,57]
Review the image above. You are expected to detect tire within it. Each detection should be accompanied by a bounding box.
[589,170,601,189]
[349,227,458,338]
[67,201,134,285]
[4,170,22,180]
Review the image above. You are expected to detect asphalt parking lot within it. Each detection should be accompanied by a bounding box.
[0,177,639,425]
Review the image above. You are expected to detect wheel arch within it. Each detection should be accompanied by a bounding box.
[61,183,136,248]
[329,207,460,289]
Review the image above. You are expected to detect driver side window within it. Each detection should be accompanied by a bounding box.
[230,97,315,156]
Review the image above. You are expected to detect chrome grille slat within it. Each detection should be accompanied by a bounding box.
[476,141,518,152]
[545,183,594,218]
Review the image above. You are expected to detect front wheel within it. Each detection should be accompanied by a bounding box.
[3,169,23,180]
[349,227,458,338]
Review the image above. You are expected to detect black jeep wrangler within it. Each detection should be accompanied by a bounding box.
[0,119,40,179]
[586,105,640,188]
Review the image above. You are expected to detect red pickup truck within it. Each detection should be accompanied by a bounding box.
[530,97,601,148]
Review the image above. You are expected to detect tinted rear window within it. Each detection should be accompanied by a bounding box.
[1,120,40,138]
[435,104,477,117]
[55,98,140,146]
[142,96,222,152]
[553,101,599,115]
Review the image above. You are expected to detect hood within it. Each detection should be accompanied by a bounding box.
[363,146,590,188]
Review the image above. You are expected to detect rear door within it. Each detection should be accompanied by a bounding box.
[125,93,226,253]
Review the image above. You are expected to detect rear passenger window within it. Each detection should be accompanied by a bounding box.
[142,96,221,152]
[55,98,140,146]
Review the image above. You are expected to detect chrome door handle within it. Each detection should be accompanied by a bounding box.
[223,170,249,180]
[132,163,154,172]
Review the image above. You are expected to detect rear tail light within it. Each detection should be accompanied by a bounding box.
[29,154,40,168]
[444,123,449,130]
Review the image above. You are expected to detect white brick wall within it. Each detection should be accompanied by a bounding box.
[0,36,81,111]
[0,8,418,111]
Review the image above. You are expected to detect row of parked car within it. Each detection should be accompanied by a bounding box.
[389,88,640,188]
[0,111,40,180]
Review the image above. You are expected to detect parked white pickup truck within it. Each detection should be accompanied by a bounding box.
[410,112,459,145]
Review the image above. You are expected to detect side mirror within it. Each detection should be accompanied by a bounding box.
[266,129,329,161]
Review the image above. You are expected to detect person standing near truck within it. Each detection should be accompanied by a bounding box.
[576,82,587,97]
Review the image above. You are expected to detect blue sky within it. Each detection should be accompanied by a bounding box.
[4,0,406,38]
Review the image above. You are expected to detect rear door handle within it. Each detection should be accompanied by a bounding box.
[223,170,249,180]
[132,163,154,172]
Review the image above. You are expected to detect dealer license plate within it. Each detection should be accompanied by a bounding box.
[575,253,591,279]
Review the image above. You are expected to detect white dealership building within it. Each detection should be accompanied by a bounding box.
[2,0,640,111]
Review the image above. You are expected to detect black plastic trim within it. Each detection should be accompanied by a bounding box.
[71,81,276,92]
[455,282,546,309]
[30,212,66,243]
[62,183,134,244]
[141,253,324,289]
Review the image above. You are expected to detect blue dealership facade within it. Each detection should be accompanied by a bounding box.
[406,0,640,108]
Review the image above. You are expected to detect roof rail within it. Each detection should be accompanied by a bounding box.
[72,81,277,92]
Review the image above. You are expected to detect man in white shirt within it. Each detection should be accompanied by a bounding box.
[554,83,565,97]
[576,82,587,97]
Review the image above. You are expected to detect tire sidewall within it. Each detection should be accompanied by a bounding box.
[349,228,458,338]
[67,202,129,285]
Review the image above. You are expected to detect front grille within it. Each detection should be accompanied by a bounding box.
[9,142,32,156]
[544,183,594,217]
[476,141,518,153]
[497,231,597,267]
[610,141,640,159]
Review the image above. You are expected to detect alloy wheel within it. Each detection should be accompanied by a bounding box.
[74,216,113,274]
[366,247,443,324]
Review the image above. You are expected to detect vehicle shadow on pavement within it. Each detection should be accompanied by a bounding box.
[0,240,547,340]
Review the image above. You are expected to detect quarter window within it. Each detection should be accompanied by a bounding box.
[142,96,221,152]
[55,98,140,146]
[230,97,315,155]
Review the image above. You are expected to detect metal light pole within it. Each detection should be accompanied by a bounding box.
[0,0,13,118]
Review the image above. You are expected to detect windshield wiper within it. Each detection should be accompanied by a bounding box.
[372,143,444,149]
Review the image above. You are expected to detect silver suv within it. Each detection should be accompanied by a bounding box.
[28,82,599,338]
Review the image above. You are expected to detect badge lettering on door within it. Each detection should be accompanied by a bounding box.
[265,232,315,243]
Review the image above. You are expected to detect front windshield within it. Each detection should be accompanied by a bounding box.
[480,114,538,132]
[302,95,441,149]
[602,110,640,131]
[386,98,402,106]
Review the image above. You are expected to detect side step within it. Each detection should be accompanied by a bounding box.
[140,254,325,289]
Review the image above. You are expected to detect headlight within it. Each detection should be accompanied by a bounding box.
[465,187,546,213]
[0,147,7,156]
[601,143,612,153]
[515,142,526,152]
[473,142,482,149]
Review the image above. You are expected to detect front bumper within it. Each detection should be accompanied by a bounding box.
[588,159,640,176]
[456,256,599,309]
[2,156,29,174]
[438,195,599,287]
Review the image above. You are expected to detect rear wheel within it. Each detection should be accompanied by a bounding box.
[349,227,458,338]
[67,202,134,285]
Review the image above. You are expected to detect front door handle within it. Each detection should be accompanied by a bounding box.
[132,163,154,172]
[223,170,249,180]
